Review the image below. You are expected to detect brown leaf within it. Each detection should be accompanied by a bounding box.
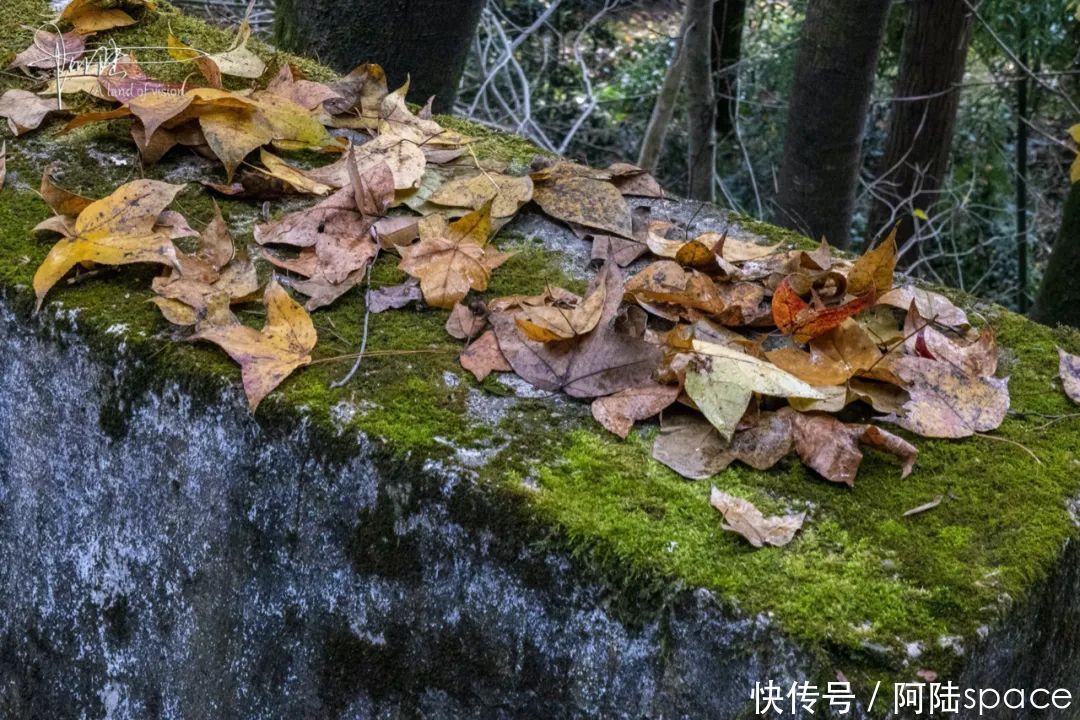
[490,263,662,398]
[606,162,665,198]
[767,319,882,386]
[515,271,609,342]
[428,171,534,219]
[1061,349,1080,404]
[532,175,633,238]
[888,356,1009,438]
[460,329,512,381]
[11,29,88,70]
[591,382,680,438]
[709,488,804,548]
[878,285,969,330]
[191,280,317,411]
[651,413,732,479]
[398,201,510,308]
[0,90,63,135]
[787,410,916,485]
[624,260,726,320]
[446,302,487,340]
[265,63,343,111]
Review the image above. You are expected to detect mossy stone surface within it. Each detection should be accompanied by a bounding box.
[2,0,1080,698]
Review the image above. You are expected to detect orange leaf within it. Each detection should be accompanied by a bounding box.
[771,277,873,344]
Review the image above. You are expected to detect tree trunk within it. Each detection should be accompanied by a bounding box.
[685,0,716,202]
[1033,182,1080,328]
[638,7,692,173]
[867,0,974,265]
[774,0,893,249]
[274,0,485,113]
[712,0,748,140]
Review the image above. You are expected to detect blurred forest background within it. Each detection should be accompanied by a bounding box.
[183,0,1080,321]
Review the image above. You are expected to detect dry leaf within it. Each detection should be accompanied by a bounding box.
[367,281,423,313]
[460,329,512,381]
[0,90,63,135]
[490,263,661,398]
[59,0,145,32]
[710,488,804,548]
[848,228,897,296]
[591,382,680,438]
[903,304,998,378]
[398,200,510,308]
[33,179,185,309]
[685,340,823,440]
[11,29,88,70]
[772,277,874,344]
[788,410,916,485]
[624,260,727,320]
[191,279,316,411]
[515,274,608,343]
[878,286,969,330]
[766,319,882,386]
[446,302,487,340]
[888,356,1009,438]
[428,171,534,218]
[532,174,633,238]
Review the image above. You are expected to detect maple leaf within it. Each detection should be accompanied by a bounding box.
[191,279,316,411]
[771,276,874,344]
[151,202,258,325]
[265,63,343,111]
[1060,349,1080,405]
[398,200,510,309]
[33,179,186,310]
[709,488,804,548]
[428,171,534,219]
[489,263,662,397]
[848,227,897,296]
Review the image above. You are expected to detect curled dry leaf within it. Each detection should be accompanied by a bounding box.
[192,280,317,411]
[591,382,680,439]
[515,273,608,343]
[59,0,147,33]
[624,260,726,320]
[33,179,186,310]
[903,304,998,378]
[685,340,823,440]
[887,356,1009,438]
[1060,349,1080,405]
[709,488,804,548]
[787,410,917,486]
[771,277,875,344]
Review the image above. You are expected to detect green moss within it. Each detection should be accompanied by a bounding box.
[3,1,1080,693]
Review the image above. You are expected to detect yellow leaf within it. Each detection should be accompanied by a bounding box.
[258,149,332,195]
[191,279,316,411]
[847,227,897,296]
[198,106,273,181]
[33,179,185,309]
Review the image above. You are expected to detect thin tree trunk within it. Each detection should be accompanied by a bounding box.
[685,0,716,202]
[868,0,974,265]
[712,0,748,140]
[638,7,693,173]
[1033,181,1080,328]
[774,0,893,249]
[1016,65,1030,312]
[274,0,485,112]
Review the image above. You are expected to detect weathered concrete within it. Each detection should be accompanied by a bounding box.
[0,301,817,719]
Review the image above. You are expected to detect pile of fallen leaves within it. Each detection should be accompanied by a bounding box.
[5,0,1078,548]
